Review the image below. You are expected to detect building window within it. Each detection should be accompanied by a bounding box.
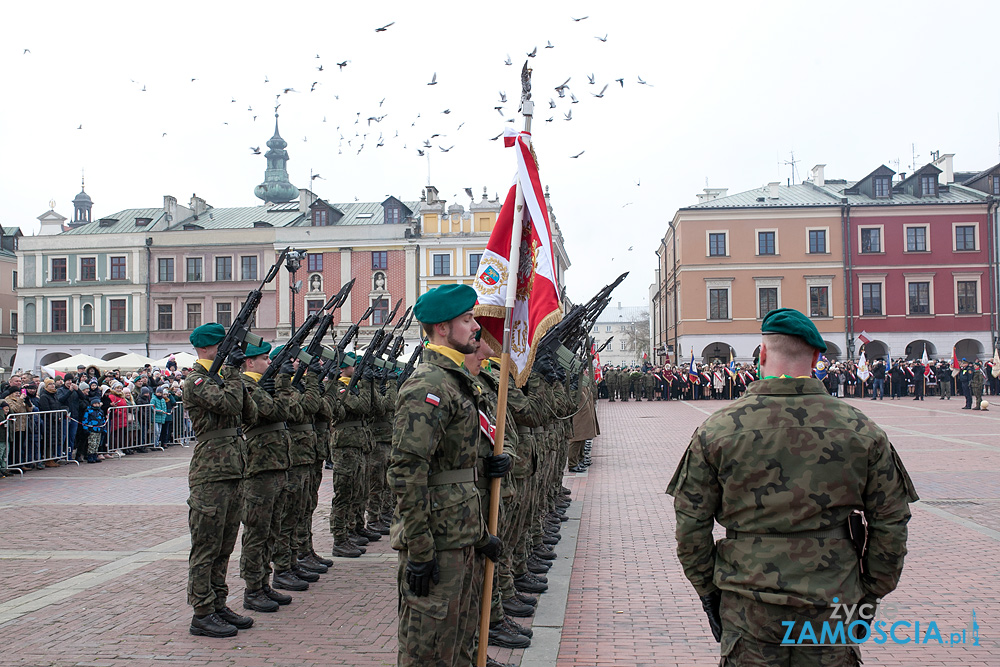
[109,299,127,331]
[906,226,927,252]
[110,256,127,280]
[955,225,976,251]
[860,228,881,253]
[808,230,827,254]
[11,270,16,290]
[306,299,324,317]
[993,176,1000,196]
[51,258,67,282]
[157,304,173,330]
[810,286,830,318]
[81,303,93,326]
[620,340,627,351]
[186,257,203,281]
[386,206,401,224]
[709,289,728,320]
[313,208,329,226]
[372,251,388,270]
[186,303,202,329]
[158,258,174,282]
[80,257,97,281]
[957,281,978,314]
[215,256,232,281]
[307,253,323,272]
[861,283,882,316]
[371,297,389,324]
[469,253,482,276]
[709,233,727,257]
[908,282,930,315]
[215,302,232,327]
[10,312,17,335]
[606,325,611,332]
[874,176,890,198]
[920,174,937,197]
[433,254,450,276]
[51,300,67,332]
[758,231,776,256]
[241,256,258,281]
[758,288,778,318]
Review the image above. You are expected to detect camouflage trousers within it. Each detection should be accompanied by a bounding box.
[720,592,862,666]
[478,489,506,624]
[187,479,242,616]
[367,440,392,521]
[396,546,482,667]
[293,461,323,558]
[329,446,364,541]
[273,464,309,572]
[497,479,524,601]
[240,469,287,590]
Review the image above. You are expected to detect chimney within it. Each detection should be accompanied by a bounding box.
[768,182,780,200]
[163,195,177,223]
[932,153,955,184]
[811,164,826,187]
[298,188,317,212]
[696,188,728,204]
[425,185,440,203]
[189,194,208,216]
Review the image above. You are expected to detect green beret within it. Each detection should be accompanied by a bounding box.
[245,341,272,358]
[414,284,477,325]
[761,308,827,352]
[340,351,357,368]
[269,344,284,360]
[190,323,226,348]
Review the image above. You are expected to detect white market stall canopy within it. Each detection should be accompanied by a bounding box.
[103,352,157,371]
[150,352,198,369]
[43,353,106,372]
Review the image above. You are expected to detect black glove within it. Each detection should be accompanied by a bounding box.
[533,354,553,377]
[279,359,296,376]
[700,591,722,642]
[476,535,503,563]
[308,357,323,375]
[226,349,246,368]
[363,364,376,381]
[259,377,276,394]
[405,558,440,597]
[483,452,512,478]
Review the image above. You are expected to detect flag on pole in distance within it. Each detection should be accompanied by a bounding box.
[815,355,828,381]
[688,349,699,383]
[992,347,1000,378]
[727,348,736,377]
[857,349,870,382]
[921,345,931,377]
[593,341,603,383]
[952,347,961,378]
[857,330,871,345]
[473,130,562,387]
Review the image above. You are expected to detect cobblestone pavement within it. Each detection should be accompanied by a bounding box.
[2,395,998,666]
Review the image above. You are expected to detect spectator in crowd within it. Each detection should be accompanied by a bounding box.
[151,387,168,446]
[82,397,106,464]
[0,402,10,477]
[4,383,30,467]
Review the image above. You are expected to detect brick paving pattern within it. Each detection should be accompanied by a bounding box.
[1,397,999,666]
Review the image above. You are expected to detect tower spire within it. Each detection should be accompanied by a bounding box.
[254,112,298,204]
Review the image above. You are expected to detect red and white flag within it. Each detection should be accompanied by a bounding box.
[473,130,562,386]
[857,330,871,345]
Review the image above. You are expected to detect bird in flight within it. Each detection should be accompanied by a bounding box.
[23,48,30,54]
[77,124,82,130]
[317,64,323,72]
[596,34,608,42]
[628,246,633,251]
[527,46,537,58]
[554,77,571,97]
[615,78,624,88]
[442,109,451,114]
[570,151,585,158]
[337,61,350,70]
[545,117,554,122]
[592,84,609,98]
[490,132,503,141]
[638,75,651,85]
[494,106,504,115]
[310,82,319,91]
[549,99,557,109]
[564,109,572,121]
[571,15,588,21]
[499,91,507,103]
[375,22,395,32]
[417,149,425,156]
[283,87,297,94]
[439,145,454,152]
[427,72,438,85]
[570,93,579,104]
[504,54,512,65]
[464,187,474,199]
[545,41,555,49]
[587,73,595,84]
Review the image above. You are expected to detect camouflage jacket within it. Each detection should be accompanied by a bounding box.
[388,346,490,561]
[184,363,256,486]
[241,371,298,476]
[498,369,547,478]
[287,373,322,467]
[331,376,374,449]
[312,377,343,463]
[368,380,398,444]
[667,377,918,609]
[971,368,986,391]
[474,371,515,498]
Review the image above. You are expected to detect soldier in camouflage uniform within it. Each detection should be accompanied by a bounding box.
[388,284,503,667]
[367,363,398,535]
[184,323,257,638]
[667,308,918,666]
[237,342,299,613]
[642,370,656,401]
[606,366,617,401]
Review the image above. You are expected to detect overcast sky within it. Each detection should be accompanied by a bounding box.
[3,0,1000,306]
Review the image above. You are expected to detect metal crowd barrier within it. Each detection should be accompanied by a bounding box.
[169,402,195,447]
[3,408,78,476]
[105,404,163,458]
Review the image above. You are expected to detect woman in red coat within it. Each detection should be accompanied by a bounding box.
[107,385,129,452]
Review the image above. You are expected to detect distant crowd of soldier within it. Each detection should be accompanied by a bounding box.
[599,363,759,402]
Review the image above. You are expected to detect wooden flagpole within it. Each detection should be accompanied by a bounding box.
[477,64,533,667]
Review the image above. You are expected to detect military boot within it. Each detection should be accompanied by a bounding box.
[515,591,538,607]
[272,570,309,591]
[502,596,535,618]
[262,583,292,605]
[514,574,548,594]
[349,531,370,546]
[189,612,238,638]
[527,556,551,574]
[292,565,320,582]
[243,589,279,613]
[355,525,382,541]
[310,551,334,567]
[542,534,560,546]
[488,619,531,649]
[533,546,556,560]
[487,657,517,667]
[297,554,328,573]
[505,617,533,638]
[216,606,254,629]
[331,540,362,558]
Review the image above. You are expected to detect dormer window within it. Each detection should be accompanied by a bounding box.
[920,174,937,197]
[993,175,1000,195]
[386,206,400,224]
[313,208,329,226]
[873,176,891,198]
[134,217,152,227]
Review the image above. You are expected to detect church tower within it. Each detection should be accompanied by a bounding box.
[254,114,298,204]
[71,175,93,225]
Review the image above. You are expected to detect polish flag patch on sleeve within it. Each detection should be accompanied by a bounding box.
[425,393,441,406]
[194,377,204,386]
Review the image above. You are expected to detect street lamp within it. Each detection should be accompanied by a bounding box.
[285,249,306,330]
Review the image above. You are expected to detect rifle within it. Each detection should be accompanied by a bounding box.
[348,299,403,392]
[596,337,614,354]
[291,278,356,387]
[374,306,413,373]
[317,303,376,382]
[207,246,290,385]
[259,292,329,386]
[539,272,627,371]
[398,342,424,384]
